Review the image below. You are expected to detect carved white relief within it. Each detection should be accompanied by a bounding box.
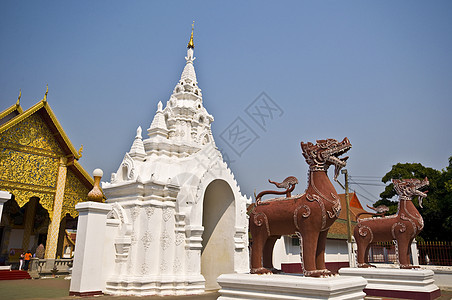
[131,232,137,245]
[107,209,118,220]
[141,263,150,275]
[131,206,140,222]
[121,153,135,181]
[186,252,194,273]
[127,260,133,273]
[160,229,171,250]
[145,206,155,219]
[162,207,173,222]
[160,258,168,272]
[109,203,128,225]
[175,232,185,246]
[173,257,182,273]
[141,231,153,250]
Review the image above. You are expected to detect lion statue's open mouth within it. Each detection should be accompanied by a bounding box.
[302,137,351,180]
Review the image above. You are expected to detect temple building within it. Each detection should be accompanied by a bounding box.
[0,89,99,264]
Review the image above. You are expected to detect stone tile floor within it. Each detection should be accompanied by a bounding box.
[0,276,450,299]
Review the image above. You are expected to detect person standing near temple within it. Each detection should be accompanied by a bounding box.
[19,252,25,270]
[23,250,32,271]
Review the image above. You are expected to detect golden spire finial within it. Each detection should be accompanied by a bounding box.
[16,90,21,106]
[43,84,49,103]
[187,21,194,49]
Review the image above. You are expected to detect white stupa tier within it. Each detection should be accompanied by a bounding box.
[100,27,251,296]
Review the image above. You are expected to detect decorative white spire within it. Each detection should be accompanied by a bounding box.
[180,21,197,86]
[147,101,168,138]
[129,126,146,160]
[144,23,213,149]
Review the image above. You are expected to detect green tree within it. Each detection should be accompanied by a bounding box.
[374,157,452,241]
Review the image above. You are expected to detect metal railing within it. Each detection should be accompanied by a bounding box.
[418,241,452,266]
[367,241,452,266]
[368,241,398,264]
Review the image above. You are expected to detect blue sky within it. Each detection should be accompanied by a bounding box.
[1,1,451,208]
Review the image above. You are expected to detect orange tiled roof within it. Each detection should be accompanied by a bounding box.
[327,193,372,239]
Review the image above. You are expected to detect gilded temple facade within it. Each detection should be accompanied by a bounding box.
[0,89,98,261]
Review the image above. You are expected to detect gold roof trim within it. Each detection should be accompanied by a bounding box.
[0,92,24,120]
[0,98,81,160]
[42,101,81,160]
[16,90,21,106]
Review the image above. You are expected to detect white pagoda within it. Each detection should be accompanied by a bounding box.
[96,26,250,295]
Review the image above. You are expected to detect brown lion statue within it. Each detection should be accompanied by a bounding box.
[354,177,428,268]
[248,137,351,277]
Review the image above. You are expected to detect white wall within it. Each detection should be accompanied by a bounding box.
[273,236,301,269]
[325,239,349,263]
[273,236,350,269]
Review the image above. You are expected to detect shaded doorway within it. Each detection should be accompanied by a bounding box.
[0,196,50,264]
[201,179,235,290]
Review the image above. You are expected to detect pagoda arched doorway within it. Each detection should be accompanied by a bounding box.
[201,179,235,290]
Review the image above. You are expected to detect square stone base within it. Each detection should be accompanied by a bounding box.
[217,273,367,300]
[104,274,205,296]
[339,267,441,300]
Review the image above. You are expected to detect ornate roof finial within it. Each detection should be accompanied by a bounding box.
[187,21,194,49]
[78,144,84,158]
[43,84,49,103]
[16,90,21,106]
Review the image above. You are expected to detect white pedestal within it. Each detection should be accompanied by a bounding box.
[339,267,441,300]
[217,273,367,300]
[69,202,112,296]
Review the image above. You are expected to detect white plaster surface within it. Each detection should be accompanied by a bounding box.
[0,190,11,201]
[0,191,12,224]
[70,202,112,295]
[273,236,351,269]
[339,267,440,293]
[217,273,367,300]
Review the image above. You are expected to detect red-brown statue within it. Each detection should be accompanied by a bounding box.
[354,177,429,269]
[248,138,352,277]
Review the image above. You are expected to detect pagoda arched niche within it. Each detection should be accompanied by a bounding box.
[187,162,250,290]
[201,179,235,290]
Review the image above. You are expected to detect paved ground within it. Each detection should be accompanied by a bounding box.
[0,276,450,300]
[0,277,219,300]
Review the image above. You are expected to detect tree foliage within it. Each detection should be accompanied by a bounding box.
[374,157,452,241]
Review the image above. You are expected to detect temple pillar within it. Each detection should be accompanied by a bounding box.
[45,157,67,259]
[56,216,67,258]
[22,197,37,251]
